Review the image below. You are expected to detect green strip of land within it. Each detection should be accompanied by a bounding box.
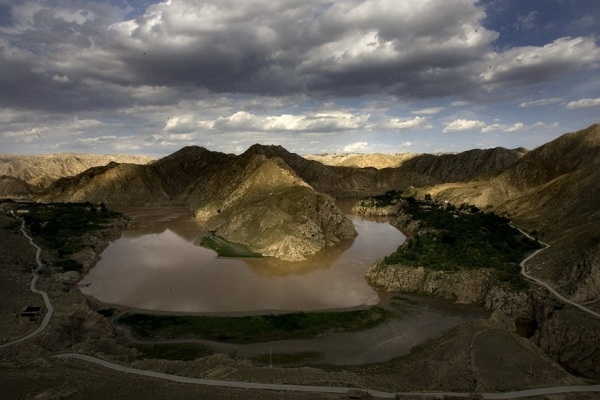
[118,307,394,344]
[197,232,262,258]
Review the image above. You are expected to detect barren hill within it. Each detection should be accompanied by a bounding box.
[0,176,38,199]
[191,152,357,260]
[0,153,155,189]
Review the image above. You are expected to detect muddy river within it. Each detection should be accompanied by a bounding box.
[81,206,406,312]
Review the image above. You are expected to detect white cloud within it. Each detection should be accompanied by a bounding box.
[566,98,600,109]
[52,75,71,83]
[78,135,118,144]
[443,119,486,133]
[481,37,600,88]
[531,121,560,129]
[343,141,369,152]
[152,133,196,142]
[164,115,198,132]
[55,8,97,25]
[411,107,445,115]
[519,98,563,107]
[210,110,369,133]
[481,122,524,133]
[377,116,430,130]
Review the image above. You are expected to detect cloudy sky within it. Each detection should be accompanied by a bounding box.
[1,0,599,156]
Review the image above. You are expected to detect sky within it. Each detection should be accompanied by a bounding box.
[1,0,599,157]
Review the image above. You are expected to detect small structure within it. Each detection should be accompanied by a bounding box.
[347,389,372,399]
[20,305,42,321]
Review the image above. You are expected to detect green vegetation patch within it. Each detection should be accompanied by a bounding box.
[197,232,262,258]
[356,189,402,208]
[382,196,541,289]
[119,307,393,344]
[21,202,123,257]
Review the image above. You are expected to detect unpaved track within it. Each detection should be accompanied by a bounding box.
[0,221,54,349]
[517,228,600,319]
[54,353,600,399]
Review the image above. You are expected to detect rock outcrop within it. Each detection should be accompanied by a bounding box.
[366,262,495,303]
[193,154,357,260]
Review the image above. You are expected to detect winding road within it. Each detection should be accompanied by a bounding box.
[3,218,600,398]
[0,221,54,349]
[517,228,600,319]
[51,353,600,399]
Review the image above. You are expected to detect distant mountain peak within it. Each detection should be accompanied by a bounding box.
[242,143,291,158]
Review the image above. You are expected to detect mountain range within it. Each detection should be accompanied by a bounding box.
[1,124,599,281]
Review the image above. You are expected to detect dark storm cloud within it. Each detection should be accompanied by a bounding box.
[2,0,598,115]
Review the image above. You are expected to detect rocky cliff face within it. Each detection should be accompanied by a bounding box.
[366,262,495,304]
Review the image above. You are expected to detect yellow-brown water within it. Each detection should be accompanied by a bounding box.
[81,206,405,313]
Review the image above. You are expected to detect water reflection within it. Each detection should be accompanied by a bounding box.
[81,207,406,313]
